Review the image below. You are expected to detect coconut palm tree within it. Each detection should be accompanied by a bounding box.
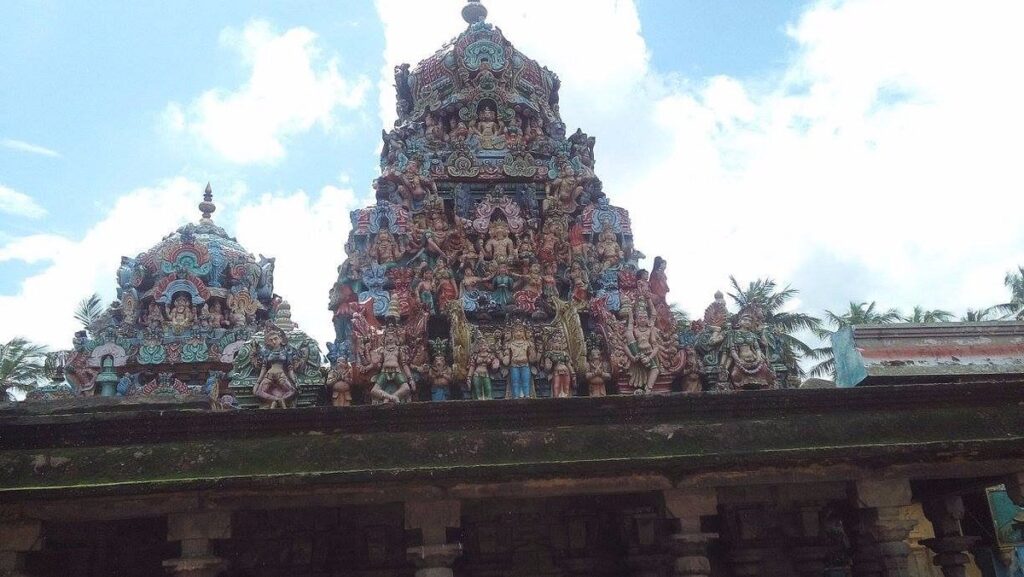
[901,306,954,323]
[74,293,104,332]
[960,307,1006,322]
[1,338,48,398]
[809,301,902,378]
[726,276,821,378]
[668,303,690,333]
[1002,265,1024,320]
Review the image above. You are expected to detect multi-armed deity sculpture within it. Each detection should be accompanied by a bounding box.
[41,0,792,407]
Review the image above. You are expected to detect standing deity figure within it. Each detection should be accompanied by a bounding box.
[369,230,403,265]
[722,312,776,390]
[570,261,590,303]
[544,329,576,398]
[424,113,445,143]
[472,104,506,149]
[545,163,583,214]
[325,357,353,408]
[625,306,660,394]
[145,302,165,332]
[502,322,537,399]
[167,293,197,333]
[435,265,459,311]
[595,230,624,272]
[584,347,612,397]
[428,354,454,401]
[468,335,500,400]
[415,268,436,314]
[484,221,517,262]
[369,327,415,404]
[253,324,299,409]
[398,159,437,205]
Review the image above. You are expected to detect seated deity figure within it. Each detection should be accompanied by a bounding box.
[166,293,196,333]
[489,261,516,308]
[325,357,353,408]
[368,230,403,265]
[544,329,576,398]
[585,347,611,397]
[398,159,437,205]
[145,302,165,331]
[502,321,537,399]
[595,230,624,272]
[468,335,500,400]
[424,113,445,143]
[483,221,517,262]
[472,104,506,149]
[545,163,583,214]
[428,354,454,401]
[513,263,544,313]
[625,306,660,394]
[722,312,777,390]
[449,117,470,142]
[368,327,415,404]
[253,324,298,409]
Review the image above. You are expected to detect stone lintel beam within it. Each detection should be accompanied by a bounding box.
[663,489,718,577]
[405,500,462,577]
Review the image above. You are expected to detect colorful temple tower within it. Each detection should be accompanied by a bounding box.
[49,185,321,408]
[327,0,694,404]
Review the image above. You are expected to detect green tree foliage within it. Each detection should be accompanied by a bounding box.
[74,293,104,331]
[901,306,953,323]
[0,337,48,395]
[809,301,902,378]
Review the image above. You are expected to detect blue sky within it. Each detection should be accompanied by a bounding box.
[2,0,1023,350]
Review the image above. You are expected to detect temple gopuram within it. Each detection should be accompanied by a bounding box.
[2,3,1024,577]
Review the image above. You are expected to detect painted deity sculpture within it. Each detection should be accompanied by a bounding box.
[502,321,537,399]
[722,311,777,390]
[625,306,660,394]
[544,329,575,398]
[584,347,611,397]
[468,334,500,400]
[325,357,354,407]
[428,354,454,401]
[368,326,415,404]
[253,324,298,408]
[472,104,506,150]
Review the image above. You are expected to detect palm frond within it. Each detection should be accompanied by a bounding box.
[74,293,104,330]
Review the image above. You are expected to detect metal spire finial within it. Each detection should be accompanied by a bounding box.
[462,0,487,24]
[199,182,216,222]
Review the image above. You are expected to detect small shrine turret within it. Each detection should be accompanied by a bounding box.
[54,184,293,404]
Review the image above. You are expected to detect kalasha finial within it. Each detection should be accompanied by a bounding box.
[462,0,487,24]
[199,182,216,222]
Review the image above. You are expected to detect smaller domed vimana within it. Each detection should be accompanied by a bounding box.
[5,3,1024,577]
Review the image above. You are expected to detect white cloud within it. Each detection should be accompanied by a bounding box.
[0,184,48,218]
[166,20,370,164]
[1,138,61,158]
[0,177,202,348]
[232,178,359,348]
[374,0,1024,323]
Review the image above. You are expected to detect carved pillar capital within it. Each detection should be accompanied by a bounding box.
[664,489,718,577]
[849,479,916,577]
[162,511,232,577]
[405,500,462,577]
[921,496,979,577]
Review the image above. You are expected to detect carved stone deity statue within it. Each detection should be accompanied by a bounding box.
[368,326,415,404]
[397,159,437,205]
[483,221,517,262]
[428,354,454,401]
[625,306,660,394]
[472,104,506,149]
[368,230,402,265]
[545,163,583,214]
[584,347,611,397]
[544,329,575,398]
[166,293,196,333]
[502,321,536,399]
[722,312,776,390]
[325,357,353,407]
[468,334,500,400]
[595,230,623,272]
[253,324,299,408]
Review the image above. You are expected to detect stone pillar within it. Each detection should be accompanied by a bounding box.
[664,489,718,577]
[405,500,462,577]
[0,520,42,577]
[921,496,979,577]
[790,502,832,577]
[162,510,232,577]
[849,479,918,577]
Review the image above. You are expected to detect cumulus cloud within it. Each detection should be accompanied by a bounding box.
[166,20,371,164]
[0,177,202,347]
[232,178,359,348]
[0,184,48,218]
[1,138,61,158]
[374,0,1024,322]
